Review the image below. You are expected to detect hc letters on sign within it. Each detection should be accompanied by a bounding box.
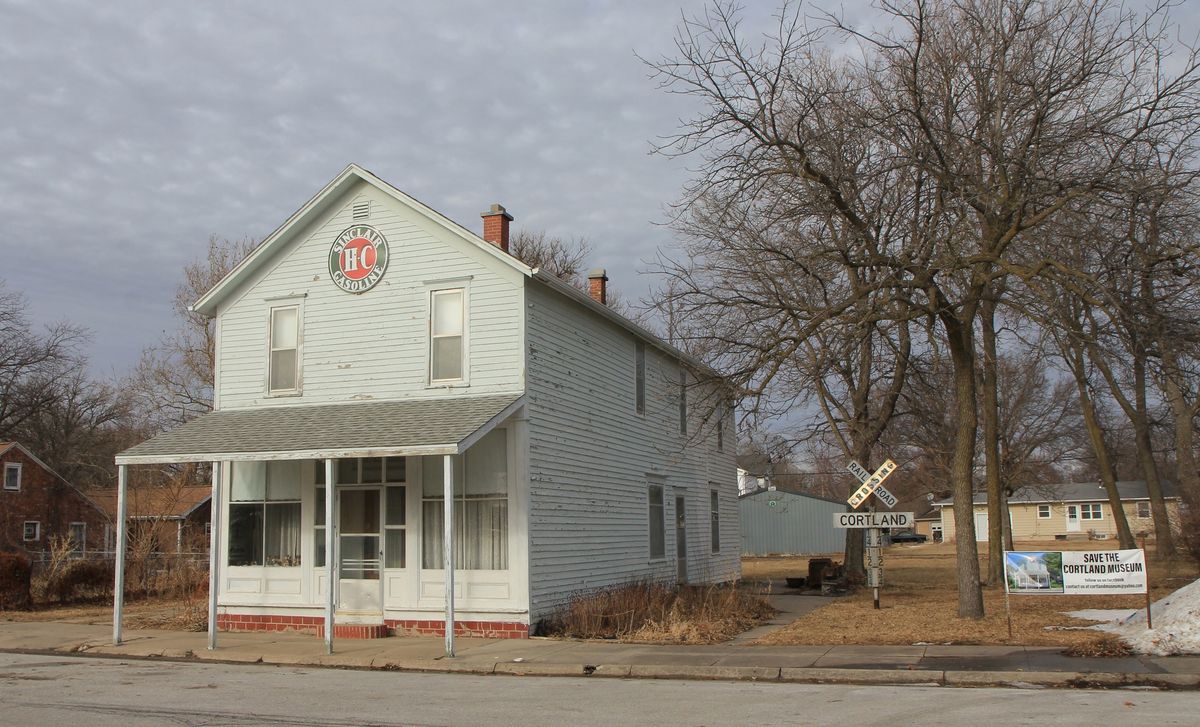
[329,224,390,293]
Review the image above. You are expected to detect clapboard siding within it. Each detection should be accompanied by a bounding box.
[215,181,525,408]
[524,282,739,621]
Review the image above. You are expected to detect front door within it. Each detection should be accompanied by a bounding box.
[338,488,383,618]
[675,494,687,584]
[974,512,988,538]
[1066,505,1081,532]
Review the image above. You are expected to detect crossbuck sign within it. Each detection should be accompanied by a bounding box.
[847,459,898,509]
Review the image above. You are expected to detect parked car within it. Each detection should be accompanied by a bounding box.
[889,530,928,544]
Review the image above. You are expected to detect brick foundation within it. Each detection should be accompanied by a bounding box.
[217,614,528,639]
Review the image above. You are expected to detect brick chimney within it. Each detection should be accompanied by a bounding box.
[587,268,608,305]
[481,203,513,253]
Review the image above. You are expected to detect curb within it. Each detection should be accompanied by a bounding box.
[3,646,1195,690]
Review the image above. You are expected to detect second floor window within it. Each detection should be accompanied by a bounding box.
[430,289,465,383]
[635,341,646,415]
[269,305,300,393]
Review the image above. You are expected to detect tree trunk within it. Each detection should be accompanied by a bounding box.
[980,296,1004,585]
[1132,356,1176,555]
[1074,369,1136,548]
[944,311,985,619]
[843,441,873,585]
[1160,346,1200,510]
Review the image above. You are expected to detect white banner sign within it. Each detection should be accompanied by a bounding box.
[834,512,913,529]
[1004,549,1147,595]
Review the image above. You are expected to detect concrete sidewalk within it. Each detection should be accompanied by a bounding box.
[2,620,1198,689]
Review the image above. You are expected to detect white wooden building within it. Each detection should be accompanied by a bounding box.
[114,164,738,650]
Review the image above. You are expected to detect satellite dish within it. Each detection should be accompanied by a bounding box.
[926,493,935,502]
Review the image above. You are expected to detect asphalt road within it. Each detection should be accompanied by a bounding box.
[0,652,1191,727]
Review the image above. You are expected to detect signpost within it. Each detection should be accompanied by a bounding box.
[845,459,899,609]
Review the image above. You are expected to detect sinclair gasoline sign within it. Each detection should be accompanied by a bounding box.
[329,224,389,293]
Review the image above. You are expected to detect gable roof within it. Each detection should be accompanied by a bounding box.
[92,485,211,521]
[0,441,111,522]
[932,480,1179,507]
[190,162,717,377]
[191,164,533,317]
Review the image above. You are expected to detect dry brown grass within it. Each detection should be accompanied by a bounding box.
[1,595,206,630]
[542,581,774,644]
[751,541,1197,647]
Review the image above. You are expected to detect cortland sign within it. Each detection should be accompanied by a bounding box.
[833,512,913,529]
[329,224,389,293]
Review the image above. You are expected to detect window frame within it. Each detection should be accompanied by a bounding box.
[647,482,665,560]
[634,340,646,416]
[428,286,469,386]
[1037,504,1051,519]
[23,521,40,542]
[266,300,303,396]
[3,462,21,491]
[1136,501,1151,518]
[69,522,86,554]
[716,401,726,452]
[228,461,303,568]
[678,365,688,435]
[710,489,721,553]
[1079,503,1104,520]
[420,428,509,571]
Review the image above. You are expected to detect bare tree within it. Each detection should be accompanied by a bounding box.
[132,237,257,431]
[14,370,138,489]
[509,230,593,284]
[0,281,85,439]
[652,0,1199,617]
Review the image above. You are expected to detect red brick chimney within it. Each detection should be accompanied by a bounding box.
[481,203,513,253]
[587,268,608,305]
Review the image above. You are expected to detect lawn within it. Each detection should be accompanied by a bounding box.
[744,540,1198,647]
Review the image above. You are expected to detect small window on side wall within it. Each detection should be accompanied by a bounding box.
[710,490,720,553]
[1037,504,1051,519]
[3,462,20,491]
[430,289,465,383]
[23,521,40,542]
[648,483,665,559]
[268,305,300,394]
[635,341,646,415]
[1136,501,1151,518]
[678,366,688,435]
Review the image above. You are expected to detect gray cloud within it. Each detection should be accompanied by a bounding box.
[1,0,1195,375]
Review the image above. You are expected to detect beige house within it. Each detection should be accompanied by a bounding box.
[934,481,1182,542]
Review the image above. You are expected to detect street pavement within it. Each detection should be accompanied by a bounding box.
[3,652,1198,727]
[1,592,1197,690]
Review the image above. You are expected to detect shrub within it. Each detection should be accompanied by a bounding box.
[0,551,33,610]
[542,580,775,643]
[44,558,113,604]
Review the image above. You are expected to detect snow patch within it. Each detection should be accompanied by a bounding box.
[1076,578,1200,655]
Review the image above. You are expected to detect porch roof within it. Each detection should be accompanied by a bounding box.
[114,394,524,465]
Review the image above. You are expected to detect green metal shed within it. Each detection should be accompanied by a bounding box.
[739,488,846,556]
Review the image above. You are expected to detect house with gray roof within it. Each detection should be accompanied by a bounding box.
[932,481,1182,543]
[114,165,737,653]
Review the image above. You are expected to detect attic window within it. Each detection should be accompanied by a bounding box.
[352,201,371,220]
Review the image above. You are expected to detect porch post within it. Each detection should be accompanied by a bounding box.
[324,458,335,655]
[207,461,222,650]
[112,464,128,645]
[443,453,455,657]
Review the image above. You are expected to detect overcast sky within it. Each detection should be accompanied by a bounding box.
[2,0,1197,378]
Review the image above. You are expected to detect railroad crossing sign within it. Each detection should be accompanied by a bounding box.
[846,459,898,509]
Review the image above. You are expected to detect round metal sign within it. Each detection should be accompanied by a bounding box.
[329,224,389,293]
